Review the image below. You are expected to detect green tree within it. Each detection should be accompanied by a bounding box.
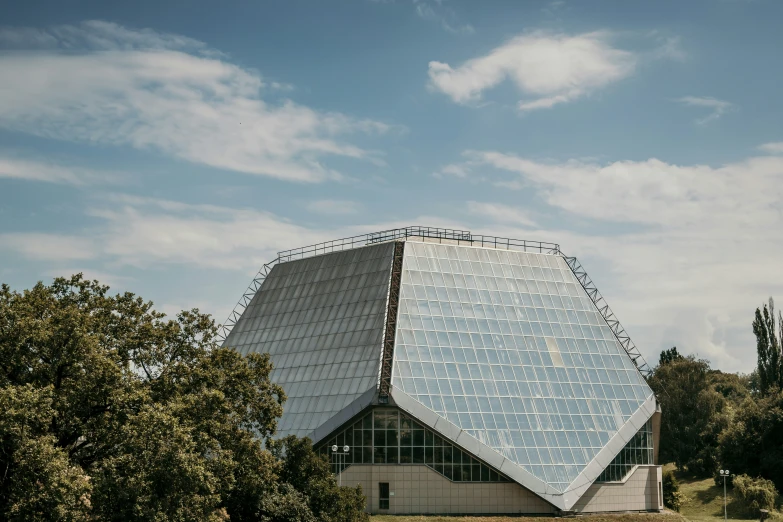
[718,390,783,492]
[0,275,368,521]
[753,298,783,395]
[270,435,369,522]
[648,354,727,475]
[662,469,684,512]
[659,346,684,366]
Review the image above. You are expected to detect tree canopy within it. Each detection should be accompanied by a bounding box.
[0,275,368,521]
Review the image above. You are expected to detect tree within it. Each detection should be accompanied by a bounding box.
[0,275,368,521]
[270,436,369,522]
[753,298,783,395]
[648,354,727,475]
[718,390,783,492]
[662,469,684,512]
[659,346,684,366]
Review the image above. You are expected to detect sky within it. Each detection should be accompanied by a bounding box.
[1,0,782,374]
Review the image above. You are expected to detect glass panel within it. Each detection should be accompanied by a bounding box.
[316,408,510,482]
[223,242,396,438]
[392,241,655,492]
[596,419,655,482]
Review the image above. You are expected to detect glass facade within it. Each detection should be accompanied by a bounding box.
[318,408,511,482]
[596,420,654,482]
[391,241,655,492]
[224,242,395,438]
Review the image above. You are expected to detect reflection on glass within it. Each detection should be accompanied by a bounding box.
[224,243,395,438]
[392,241,654,492]
[318,408,510,482]
[596,420,655,482]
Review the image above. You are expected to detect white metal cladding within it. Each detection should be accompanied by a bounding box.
[390,240,655,507]
[223,242,396,438]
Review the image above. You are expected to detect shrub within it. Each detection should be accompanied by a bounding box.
[663,470,685,512]
[733,474,778,514]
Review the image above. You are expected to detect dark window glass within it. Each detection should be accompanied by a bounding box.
[379,483,390,510]
[316,409,510,483]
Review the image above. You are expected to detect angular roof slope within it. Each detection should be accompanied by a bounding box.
[224,242,395,437]
[390,240,655,508]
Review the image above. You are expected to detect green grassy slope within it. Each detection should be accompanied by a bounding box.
[371,515,686,522]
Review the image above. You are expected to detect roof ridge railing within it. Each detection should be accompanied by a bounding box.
[277,225,560,263]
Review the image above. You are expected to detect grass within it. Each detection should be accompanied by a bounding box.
[668,464,779,522]
[371,516,686,522]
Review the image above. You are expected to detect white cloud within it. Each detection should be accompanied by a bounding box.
[759,141,783,154]
[0,156,119,185]
[437,149,783,371]
[427,31,636,110]
[306,199,363,215]
[0,21,392,183]
[676,96,735,125]
[467,201,537,227]
[434,163,471,178]
[0,233,97,261]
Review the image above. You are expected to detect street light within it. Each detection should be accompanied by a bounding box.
[331,445,350,487]
[720,469,731,521]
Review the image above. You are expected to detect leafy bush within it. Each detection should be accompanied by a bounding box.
[0,275,369,521]
[733,474,778,514]
[663,470,685,512]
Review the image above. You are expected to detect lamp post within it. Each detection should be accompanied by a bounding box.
[720,469,731,521]
[331,444,350,487]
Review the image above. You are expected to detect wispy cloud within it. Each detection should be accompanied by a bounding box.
[306,199,363,215]
[676,96,735,125]
[369,0,473,34]
[412,0,474,34]
[0,21,393,183]
[0,156,120,185]
[436,148,783,370]
[427,31,636,110]
[759,141,783,154]
[0,233,98,261]
[467,201,537,227]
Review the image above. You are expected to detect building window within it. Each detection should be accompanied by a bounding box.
[379,482,390,510]
[596,419,654,482]
[318,408,510,482]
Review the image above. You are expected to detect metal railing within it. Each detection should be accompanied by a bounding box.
[277,226,560,263]
[562,255,653,378]
[218,226,650,381]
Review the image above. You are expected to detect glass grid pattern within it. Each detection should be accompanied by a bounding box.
[318,408,510,482]
[224,242,395,438]
[596,420,654,482]
[391,241,654,492]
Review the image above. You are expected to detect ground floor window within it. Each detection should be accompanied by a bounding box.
[318,408,511,482]
[596,419,654,482]
[379,482,390,510]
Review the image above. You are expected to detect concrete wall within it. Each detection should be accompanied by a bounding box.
[574,465,663,513]
[337,464,662,515]
[338,464,555,515]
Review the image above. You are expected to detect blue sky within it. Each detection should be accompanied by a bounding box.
[2,0,782,373]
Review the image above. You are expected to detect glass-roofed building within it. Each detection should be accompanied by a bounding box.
[221,227,663,515]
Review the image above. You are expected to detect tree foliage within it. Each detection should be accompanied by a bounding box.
[659,346,684,366]
[718,390,783,492]
[0,275,368,521]
[732,474,779,514]
[754,298,783,396]
[648,355,727,475]
[662,469,684,512]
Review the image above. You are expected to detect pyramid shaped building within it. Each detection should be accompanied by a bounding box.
[222,227,662,515]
